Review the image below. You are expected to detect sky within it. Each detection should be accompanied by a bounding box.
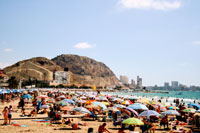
[0,0,200,86]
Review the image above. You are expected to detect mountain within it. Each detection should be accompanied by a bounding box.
[52,54,119,87]
[4,55,119,87]
[4,57,63,81]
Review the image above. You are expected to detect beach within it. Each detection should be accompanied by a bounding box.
[0,89,199,133]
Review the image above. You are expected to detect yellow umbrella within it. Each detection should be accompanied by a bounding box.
[137,98,150,104]
[101,102,110,106]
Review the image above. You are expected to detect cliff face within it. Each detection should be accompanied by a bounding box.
[52,54,119,87]
[4,57,63,81]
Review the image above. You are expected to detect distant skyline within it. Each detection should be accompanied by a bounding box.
[0,0,200,86]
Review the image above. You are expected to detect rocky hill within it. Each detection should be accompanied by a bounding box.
[4,57,63,81]
[52,54,119,87]
[4,55,119,87]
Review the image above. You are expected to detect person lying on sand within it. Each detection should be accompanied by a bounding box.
[28,109,37,117]
[62,118,71,125]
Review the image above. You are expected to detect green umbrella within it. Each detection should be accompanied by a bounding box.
[122,118,144,126]
[183,108,196,113]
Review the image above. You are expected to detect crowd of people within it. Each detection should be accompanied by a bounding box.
[0,89,200,133]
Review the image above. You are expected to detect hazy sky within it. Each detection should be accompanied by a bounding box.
[0,0,200,86]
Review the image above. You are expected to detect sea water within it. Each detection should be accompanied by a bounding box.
[102,91,200,104]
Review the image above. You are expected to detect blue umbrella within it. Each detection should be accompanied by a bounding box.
[188,103,200,109]
[21,94,33,99]
[128,103,148,110]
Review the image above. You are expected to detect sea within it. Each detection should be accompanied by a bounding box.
[102,91,200,104]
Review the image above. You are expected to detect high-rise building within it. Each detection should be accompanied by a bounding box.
[136,76,142,90]
[120,75,129,85]
[164,82,170,89]
[131,79,136,88]
[171,81,179,89]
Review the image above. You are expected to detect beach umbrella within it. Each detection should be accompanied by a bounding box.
[137,98,150,104]
[128,103,148,110]
[85,100,95,104]
[61,99,75,104]
[183,108,196,113]
[152,104,166,112]
[59,95,66,99]
[122,118,144,126]
[101,102,110,106]
[111,98,123,102]
[38,95,48,99]
[188,103,200,109]
[76,100,86,104]
[148,101,157,105]
[96,96,108,101]
[47,98,55,103]
[121,100,133,105]
[114,104,126,109]
[86,104,98,109]
[124,107,138,116]
[122,109,131,116]
[106,107,119,112]
[21,94,33,99]
[72,107,91,114]
[40,105,49,109]
[61,106,71,111]
[80,96,87,99]
[92,102,107,110]
[162,110,180,116]
[139,110,160,118]
[167,106,179,110]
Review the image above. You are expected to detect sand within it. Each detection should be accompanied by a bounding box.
[0,99,192,133]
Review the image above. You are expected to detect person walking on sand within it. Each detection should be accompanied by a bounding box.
[8,105,12,124]
[2,106,8,125]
